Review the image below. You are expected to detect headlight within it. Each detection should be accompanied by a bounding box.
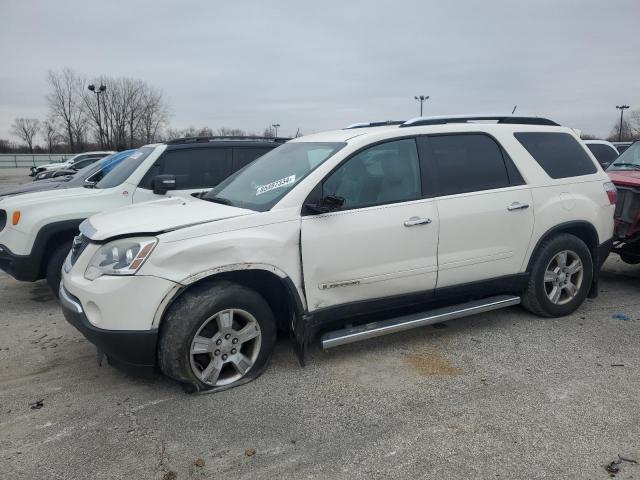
[85,237,157,280]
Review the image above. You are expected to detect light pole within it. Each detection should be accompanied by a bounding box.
[88,83,107,148]
[414,95,429,116]
[616,105,630,142]
[272,123,280,138]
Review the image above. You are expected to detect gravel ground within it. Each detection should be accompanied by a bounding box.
[0,168,639,479]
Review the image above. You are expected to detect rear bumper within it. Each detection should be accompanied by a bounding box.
[60,284,158,375]
[0,243,40,281]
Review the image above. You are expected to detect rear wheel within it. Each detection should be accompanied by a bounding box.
[46,241,71,297]
[522,234,593,317]
[158,280,277,393]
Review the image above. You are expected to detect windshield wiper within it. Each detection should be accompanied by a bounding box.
[203,196,233,206]
[610,163,640,170]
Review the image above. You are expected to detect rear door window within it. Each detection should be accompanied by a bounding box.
[428,134,514,195]
[156,148,233,189]
[514,132,597,178]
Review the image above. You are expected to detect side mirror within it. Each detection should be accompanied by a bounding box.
[303,194,345,214]
[153,174,177,195]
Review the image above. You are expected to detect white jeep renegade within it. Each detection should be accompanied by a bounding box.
[58,116,616,393]
[0,138,283,294]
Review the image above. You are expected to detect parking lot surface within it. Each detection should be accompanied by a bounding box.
[0,169,639,479]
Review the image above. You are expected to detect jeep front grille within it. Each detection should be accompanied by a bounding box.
[0,209,6,232]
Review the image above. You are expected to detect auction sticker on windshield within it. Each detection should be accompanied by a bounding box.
[256,175,296,195]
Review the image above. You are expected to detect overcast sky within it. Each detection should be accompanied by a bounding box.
[1,0,638,141]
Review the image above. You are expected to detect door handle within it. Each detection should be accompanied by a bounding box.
[507,202,529,211]
[404,216,432,227]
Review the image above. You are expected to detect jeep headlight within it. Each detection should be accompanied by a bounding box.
[85,237,157,280]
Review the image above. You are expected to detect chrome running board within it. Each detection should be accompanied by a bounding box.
[321,295,521,349]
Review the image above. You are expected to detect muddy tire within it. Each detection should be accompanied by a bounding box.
[158,280,276,393]
[46,242,71,298]
[522,234,593,318]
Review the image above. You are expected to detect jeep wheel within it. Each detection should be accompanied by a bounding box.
[522,234,593,317]
[158,280,277,393]
[46,241,72,297]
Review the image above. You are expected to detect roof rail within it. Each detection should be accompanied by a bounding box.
[166,135,290,145]
[344,120,405,129]
[400,115,560,128]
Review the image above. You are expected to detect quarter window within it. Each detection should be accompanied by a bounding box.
[322,138,421,209]
[514,132,597,178]
[429,134,512,195]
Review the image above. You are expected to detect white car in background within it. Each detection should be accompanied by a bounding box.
[29,151,114,177]
[583,140,619,169]
[58,115,616,394]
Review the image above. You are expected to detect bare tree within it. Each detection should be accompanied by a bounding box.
[41,120,62,153]
[46,68,88,152]
[10,118,40,153]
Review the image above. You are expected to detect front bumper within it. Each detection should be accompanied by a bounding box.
[0,243,40,281]
[60,284,158,375]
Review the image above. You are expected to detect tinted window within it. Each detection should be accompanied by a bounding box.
[514,132,597,178]
[429,134,511,195]
[585,144,618,167]
[72,158,99,170]
[159,148,233,189]
[323,139,421,209]
[233,147,273,171]
[96,147,155,189]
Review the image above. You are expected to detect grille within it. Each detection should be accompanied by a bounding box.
[70,234,90,266]
[0,209,5,232]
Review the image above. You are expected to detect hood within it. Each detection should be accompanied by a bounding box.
[608,170,640,188]
[82,195,255,241]
[0,178,69,197]
[0,185,103,209]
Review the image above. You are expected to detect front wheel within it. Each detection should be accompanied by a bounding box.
[158,280,277,393]
[522,234,593,317]
[46,241,72,297]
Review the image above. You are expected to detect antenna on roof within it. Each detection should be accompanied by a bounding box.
[512,105,518,114]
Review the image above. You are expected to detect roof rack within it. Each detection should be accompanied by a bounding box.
[166,136,290,145]
[344,120,405,130]
[400,115,559,128]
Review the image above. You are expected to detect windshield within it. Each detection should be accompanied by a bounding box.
[608,141,640,170]
[95,147,155,188]
[69,150,135,186]
[203,142,345,211]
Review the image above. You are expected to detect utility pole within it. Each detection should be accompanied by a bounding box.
[271,123,280,138]
[414,95,429,116]
[616,105,630,142]
[88,83,107,148]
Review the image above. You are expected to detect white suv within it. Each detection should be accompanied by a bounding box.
[58,116,616,393]
[0,138,283,294]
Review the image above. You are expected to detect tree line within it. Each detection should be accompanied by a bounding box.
[2,67,294,154]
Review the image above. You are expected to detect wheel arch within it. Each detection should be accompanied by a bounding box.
[27,219,84,280]
[526,221,599,272]
[153,266,305,333]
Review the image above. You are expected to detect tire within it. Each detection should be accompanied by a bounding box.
[46,241,72,297]
[158,280,277,393]
[522,234,593,318]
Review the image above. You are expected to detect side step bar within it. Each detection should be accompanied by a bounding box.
[321,295,521,349]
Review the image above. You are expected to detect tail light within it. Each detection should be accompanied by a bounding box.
[603,181,617,205]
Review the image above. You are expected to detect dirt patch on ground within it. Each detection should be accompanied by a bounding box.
[405,351,463,376]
